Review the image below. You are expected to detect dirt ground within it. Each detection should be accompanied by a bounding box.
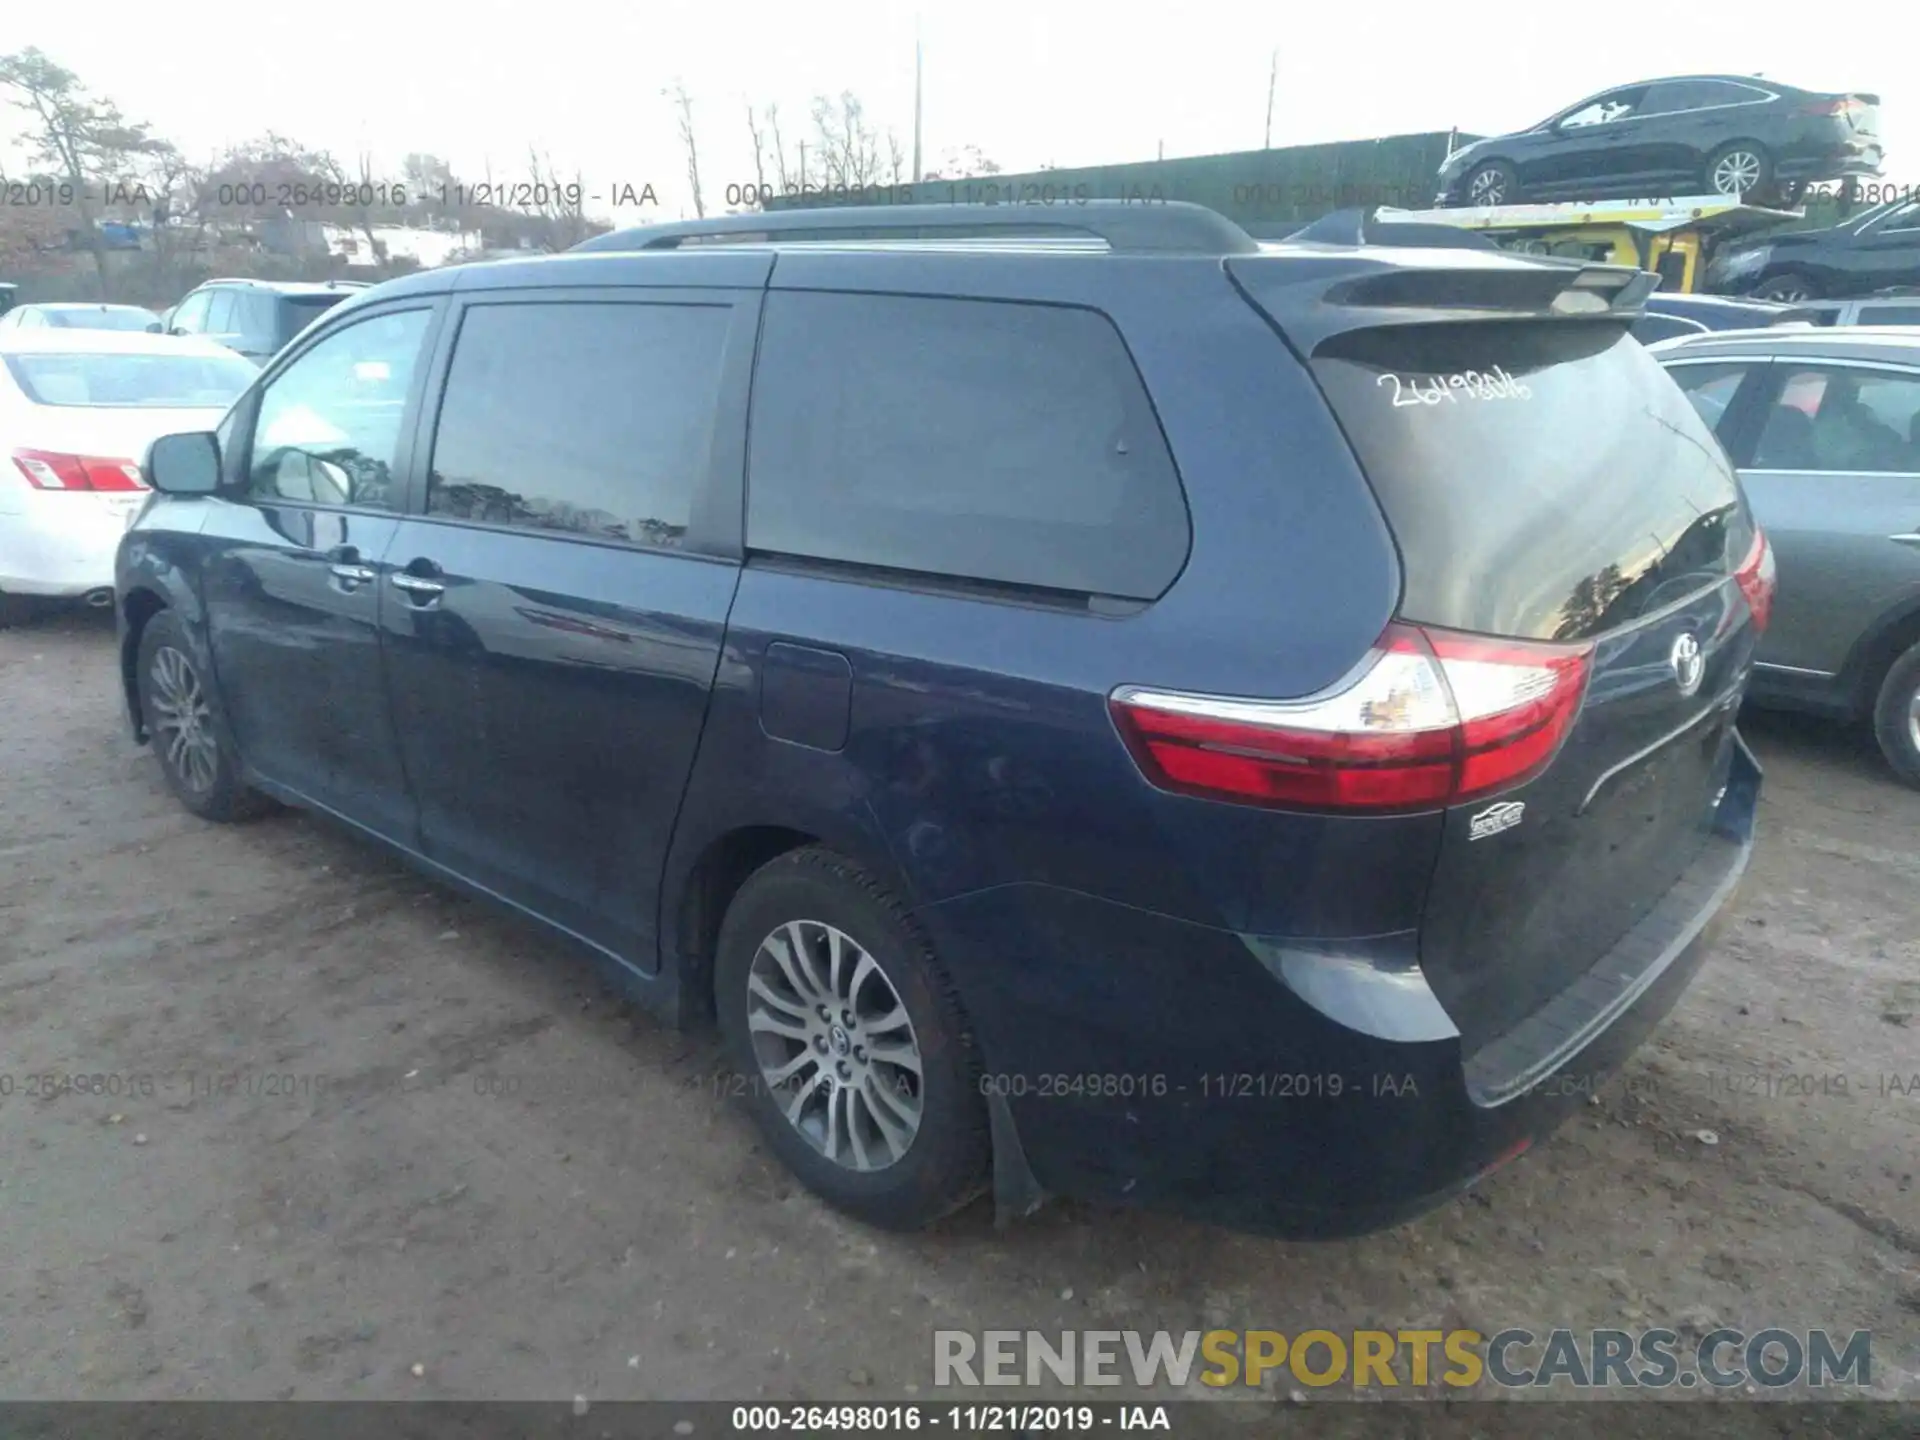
[2,608,1916,1419]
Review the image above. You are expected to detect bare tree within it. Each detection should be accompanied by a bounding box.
[0,47,164,293]
[524,147,594,250]
[767,103,794,193]
[809,91,883,189]
[667,80,705,218]
[317,150,385,272]
[137,140,199,286]
[744,102,769,207]
[886,130,906,187]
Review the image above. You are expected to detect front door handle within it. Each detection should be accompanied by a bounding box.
[329,563,377,584]
[391,573,446,599]
[1890,532,1920,549]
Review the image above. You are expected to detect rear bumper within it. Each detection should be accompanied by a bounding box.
[925,735,1759,1238]
[0,494,139,596]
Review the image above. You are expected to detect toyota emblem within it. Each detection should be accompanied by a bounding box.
[1670,633,1704,698]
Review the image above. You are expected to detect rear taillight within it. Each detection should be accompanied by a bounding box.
[1734,527,1776,633]
[1111,623,1592,814]
[10,448,147,492]
[1798,98,1861,118]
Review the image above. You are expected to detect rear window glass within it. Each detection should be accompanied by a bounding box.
[282,294,351,338]
[1311,321,1748,641]
[5,351,259,408]
[746,291,1189,600]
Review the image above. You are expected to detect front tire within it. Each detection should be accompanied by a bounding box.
[1871,641,1920,789]
[1463,160,1518,207]
[137,610,272,822]
[715,847,990,1230]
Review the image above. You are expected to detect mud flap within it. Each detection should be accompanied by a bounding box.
[987,1090,1048,1227]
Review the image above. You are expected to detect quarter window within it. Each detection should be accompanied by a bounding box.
[745,291,1190,600]
[244,308,431,508]
[1666,362,1753,434]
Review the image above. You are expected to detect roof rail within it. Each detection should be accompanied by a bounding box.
[572,201,1261,256]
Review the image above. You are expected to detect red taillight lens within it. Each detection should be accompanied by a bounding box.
[1798,98,1855,117]
[1734,528,1776,634]
[1111,623,1592,813]
[10,448,147,492]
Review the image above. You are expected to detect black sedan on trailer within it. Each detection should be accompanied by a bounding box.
[1436,76,1881,208]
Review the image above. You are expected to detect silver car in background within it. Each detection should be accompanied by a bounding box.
[1654,326,1920,784]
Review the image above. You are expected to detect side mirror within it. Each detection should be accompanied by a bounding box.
[169,325,188,337]
[146,321,164,333]
[144,431,222,496]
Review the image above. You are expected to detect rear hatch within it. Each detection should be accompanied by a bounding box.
[1230,252,1764,1060]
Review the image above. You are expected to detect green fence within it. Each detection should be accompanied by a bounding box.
[766,133,1475,234]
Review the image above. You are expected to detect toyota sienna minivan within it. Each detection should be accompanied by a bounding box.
[117,202,1769,1236]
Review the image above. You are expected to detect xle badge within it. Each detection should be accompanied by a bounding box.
[1468,800,1525,841]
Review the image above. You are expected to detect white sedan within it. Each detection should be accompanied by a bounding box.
[0,329,258,623]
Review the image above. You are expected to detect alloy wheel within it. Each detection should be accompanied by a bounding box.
[149,645,218,795]
[1468,169,1507,205]
[1712,151,1762,197]
[1908,684,1920,756]
[745,919,923,1172]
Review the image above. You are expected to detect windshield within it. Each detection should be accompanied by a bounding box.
[47,307,162,332]
[5,350,259,408]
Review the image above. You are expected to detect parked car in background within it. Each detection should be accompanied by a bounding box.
[0,303,164,334]
[1632,291,1821,344]
[0,330,257,625]
[1707,196,1920,301]
[165,278,369,363]
[118,202,1765,1238]
[1799,287,1920,327]
[1436,77,1881,208]
[1655,327,1920,784]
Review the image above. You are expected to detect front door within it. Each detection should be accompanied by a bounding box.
[198,303,438,840]
[379,291,755,965]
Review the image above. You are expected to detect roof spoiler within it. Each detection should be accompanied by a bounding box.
[1228,249,1657,354]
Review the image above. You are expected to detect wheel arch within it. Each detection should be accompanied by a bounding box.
[1840,598,1920,717]
[118,585,170,742]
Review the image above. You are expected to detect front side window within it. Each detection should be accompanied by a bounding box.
[1560,89,1643,128]
[245,308,431,508]
[1753,366,1920,472]
[170,291,212,334]
[425,300,730,548]
[204,290,236,334]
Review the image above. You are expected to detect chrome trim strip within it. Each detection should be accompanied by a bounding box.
[1577,690,1737,815]
[1754,660,1836,677]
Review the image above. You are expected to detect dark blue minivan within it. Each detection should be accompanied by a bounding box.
[117,203,1770,1235]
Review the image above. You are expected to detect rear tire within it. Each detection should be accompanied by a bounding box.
[137,609,273,822]
[1754,271,1820,303]
[1706,141,1772,199]
[1871,641,1920,789]
[714,847,990,1230]
[0,590,42,629]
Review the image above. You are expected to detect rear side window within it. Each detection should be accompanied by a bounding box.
[426,301,730,548]
[1312,321,1749,642]
[1859,304,1920,326]
[746,291,1189,600]
[1665,361,1755,433]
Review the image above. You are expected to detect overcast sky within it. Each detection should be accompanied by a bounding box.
[4,0,1911,221]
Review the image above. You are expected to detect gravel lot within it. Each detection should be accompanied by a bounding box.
[2,609,1916,1419]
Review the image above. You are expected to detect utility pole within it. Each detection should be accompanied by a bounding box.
[1265,50,1277,149]
[912,19,924,182]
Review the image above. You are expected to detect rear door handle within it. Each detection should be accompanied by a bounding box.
[391,573,446,598]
